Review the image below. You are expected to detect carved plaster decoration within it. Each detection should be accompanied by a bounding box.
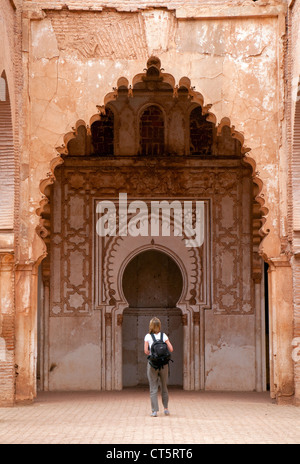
[60,56,248,159]
[49,161,254,316]
[47,10,148,60]
[97,209,206,317]
[36,58,263,319]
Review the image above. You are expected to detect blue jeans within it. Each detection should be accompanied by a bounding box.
[147,362,169,412]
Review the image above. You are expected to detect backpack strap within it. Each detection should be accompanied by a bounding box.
[150,333,156,343]
[160,331,163,341]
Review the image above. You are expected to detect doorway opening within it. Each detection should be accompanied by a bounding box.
[122,249,183,387]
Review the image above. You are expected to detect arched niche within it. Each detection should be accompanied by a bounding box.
[97,205,208,390]
[122,249,183,387]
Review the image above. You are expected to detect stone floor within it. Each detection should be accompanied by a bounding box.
[0,388,299,445]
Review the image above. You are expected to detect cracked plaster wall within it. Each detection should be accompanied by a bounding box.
[23,6,285,263]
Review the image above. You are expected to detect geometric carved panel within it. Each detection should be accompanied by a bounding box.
[212,173,253,314]
[50,169,92,316]
[93,196,209,315]
[50,161,254,316]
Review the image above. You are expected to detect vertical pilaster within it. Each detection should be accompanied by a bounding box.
[292,257,300,404]
[105,312,112,390]
[181,313,190,390]
[193,311,200,390]
[268,257,294,402]
[254,277,263,392]
[0,253,15,406]
[15,263,38,403]
[42,278,50,391]
[114,314,123,390]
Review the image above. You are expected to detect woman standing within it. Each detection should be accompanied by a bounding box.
[144,317,174,417]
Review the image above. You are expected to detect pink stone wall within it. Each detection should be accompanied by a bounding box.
[1,0,299,403]
[24,0,293,398]
[0,0,21,406]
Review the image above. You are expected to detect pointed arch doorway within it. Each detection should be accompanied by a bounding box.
[122,249,183,387]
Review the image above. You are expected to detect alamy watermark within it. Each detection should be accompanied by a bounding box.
[96,193,204,248]
[292,338,300,363]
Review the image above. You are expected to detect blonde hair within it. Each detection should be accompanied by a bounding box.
[149,317,161,334]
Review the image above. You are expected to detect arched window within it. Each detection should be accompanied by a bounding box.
[139,105,165,156]
[292,77,300,242]
[190,106,214,155]
[91,107,114,155]
[0,71,14,229]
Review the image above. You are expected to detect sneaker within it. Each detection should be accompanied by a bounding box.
[164,409,170,415]
[151,411,157,417]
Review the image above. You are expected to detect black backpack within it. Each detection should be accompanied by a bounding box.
[148,332,172,370]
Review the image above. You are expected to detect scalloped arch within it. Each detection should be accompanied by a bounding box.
[100,213,200,310]
[36,56,269,251]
